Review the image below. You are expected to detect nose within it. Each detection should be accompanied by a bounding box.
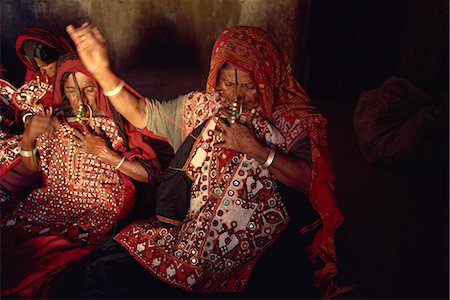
[234,84,243,99]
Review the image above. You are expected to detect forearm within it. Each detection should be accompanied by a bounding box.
[96,147,149,183]
[21,135,41,172]
[248,143,312,193]
[93,68,148,129]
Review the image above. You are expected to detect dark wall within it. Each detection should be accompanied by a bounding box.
[306,0,448,104]
[0,0,305,88]
[1,0,447,104]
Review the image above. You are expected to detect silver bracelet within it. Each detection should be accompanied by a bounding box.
[261,146,276,169]
[18,143,38,157]
[103,81,125,97]
[115,156,126,170]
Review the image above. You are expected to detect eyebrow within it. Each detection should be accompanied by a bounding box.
[222,78,254,85]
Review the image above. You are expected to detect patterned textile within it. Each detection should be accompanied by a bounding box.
[0,54,153,298]
[15,25,73,109]
[0,79,17,131]
[0,80,21,176]
[206,26,311,119]
[2,117,131,243]
[0,26,72,181]
[205,26,344,298]
[116,91,310,293]
[0,78,52,177]
[0,131,21,177]
[53,53,159,163]
[11,79,51,114]
[118,26,344,298]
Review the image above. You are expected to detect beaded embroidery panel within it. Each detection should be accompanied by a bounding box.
[2,117,127,243]
[116,99,311,292]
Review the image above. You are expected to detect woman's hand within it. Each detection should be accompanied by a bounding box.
[72,123,150,182]
[72,123,112,159]
[214,109,312,193]
[21,110,59,172]
[22,111,60,148]
[66,23,110,77]
[214,109,260,154]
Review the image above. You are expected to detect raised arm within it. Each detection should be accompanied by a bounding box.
[66,23,147,129]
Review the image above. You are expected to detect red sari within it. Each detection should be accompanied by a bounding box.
[0,54,159,298]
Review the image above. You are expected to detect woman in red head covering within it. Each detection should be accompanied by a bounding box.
[10,24,74,115]
[60,23,344,299]
[1,25,74,205]
[0,53,161,298]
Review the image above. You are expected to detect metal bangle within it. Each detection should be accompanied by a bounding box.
[103,81,125,97]
[22,112,34,124]
[18,143,37,157]
[115,156,126,170]
[261,146,276,169]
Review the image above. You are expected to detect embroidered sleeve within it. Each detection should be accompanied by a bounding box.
[181,91,221,136]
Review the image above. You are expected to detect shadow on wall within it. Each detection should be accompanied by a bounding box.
[124,17,199,71]
[1,0,305,88]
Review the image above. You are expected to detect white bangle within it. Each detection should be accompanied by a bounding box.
[18,143,38,157]
[261,146,276,169]
[115,156,126,170]
[22,112,34,124]
[103,81,125,97]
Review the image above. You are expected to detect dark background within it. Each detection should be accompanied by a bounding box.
[1,0,448,298]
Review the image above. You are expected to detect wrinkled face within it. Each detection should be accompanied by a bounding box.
[63,72,102,116]
[34,57,57,78]
[216,65,259,113]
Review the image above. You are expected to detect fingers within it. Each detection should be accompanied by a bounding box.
[80,122,95,136]
[66,22,97,48]
[218,109,231,119]
[90,24,107,44]
[72,128,85,141]
[47,117,60,135]
[245,108,256,128]
[217,118,230,130]
[94,124,103,136]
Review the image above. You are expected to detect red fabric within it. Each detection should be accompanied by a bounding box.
[53,53,157,160]
[206,26,344,298]
[1,54,159,298]
[1,229,93,298]
[206,26,310,119]
[15,25,73,108]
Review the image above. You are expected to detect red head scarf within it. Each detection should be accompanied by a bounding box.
[53,53,157,163]
[15,25,73,82]
[14,25,73,110]
[207,26,346,298]
[206,26,312,118]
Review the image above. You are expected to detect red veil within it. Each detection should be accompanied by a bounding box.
[206,26,345,298]
[15,25,73,82]
[53,53,159,163]
[1,53,161,298]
